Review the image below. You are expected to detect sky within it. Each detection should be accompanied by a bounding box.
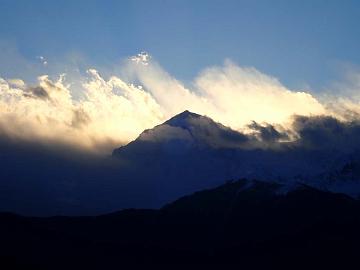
[3,0,360,216]
[1,0,360,88]
[1,0,360,153]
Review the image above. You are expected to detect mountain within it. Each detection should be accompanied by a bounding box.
[131,110,248,148]
[2,110,360,216]
[111,110,256,206]
[112,110,250,161]
[113,110,360,202]
[1,179,360,268]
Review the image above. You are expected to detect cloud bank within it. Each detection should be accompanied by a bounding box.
[0,52,359,153]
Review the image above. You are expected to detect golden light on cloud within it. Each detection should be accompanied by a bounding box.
[0,53,355,153]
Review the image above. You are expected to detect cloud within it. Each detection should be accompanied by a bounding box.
[125,57,328,129]
[25,86,50,100]
[130,51,151,66]
[8,79,25,88]
[37,56,48,66]
[247,121,290,143]
[0,69,164,153]
[291,115,360,151]
[1,52,360,153]
[194,61,327,129]
[71,108,91,129]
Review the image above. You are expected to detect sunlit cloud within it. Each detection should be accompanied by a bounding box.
[1,52,360,153]
[125,55,327,127]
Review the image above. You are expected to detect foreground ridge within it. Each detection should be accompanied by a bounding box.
[1,179,359,268]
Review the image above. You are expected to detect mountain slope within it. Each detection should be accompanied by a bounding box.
[113,110,360,201]
[111,110,256,205]
[1,179,360,267]
[2,110,360,216]
[113,110,249,157]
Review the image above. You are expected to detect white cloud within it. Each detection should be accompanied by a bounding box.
[127,56,326,129]
[130,51,151,66]
[1,52,358,153]
[0,69,164,153]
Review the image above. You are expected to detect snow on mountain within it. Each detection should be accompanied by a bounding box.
[134,110,248,148]
[113,110,360,199]
[2,110,360,216]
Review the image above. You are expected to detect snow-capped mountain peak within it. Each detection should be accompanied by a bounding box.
[112,110,360,201]
[136,110,247,148]
[164,110,202,128]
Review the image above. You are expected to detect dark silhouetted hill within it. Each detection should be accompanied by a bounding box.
[1,179,360,268]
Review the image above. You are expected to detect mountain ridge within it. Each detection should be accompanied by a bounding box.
[112,110,360,201]
[1,179,359,267]
[2,110,360,216]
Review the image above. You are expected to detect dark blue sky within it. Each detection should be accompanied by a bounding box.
[0,0,360,89]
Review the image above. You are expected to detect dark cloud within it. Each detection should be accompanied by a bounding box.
[23,78,65,100]
[3,112,360,216]
[292,115,360,151]
[247,121,290,143]
[24,86,50,100]
[218,127,249,144]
